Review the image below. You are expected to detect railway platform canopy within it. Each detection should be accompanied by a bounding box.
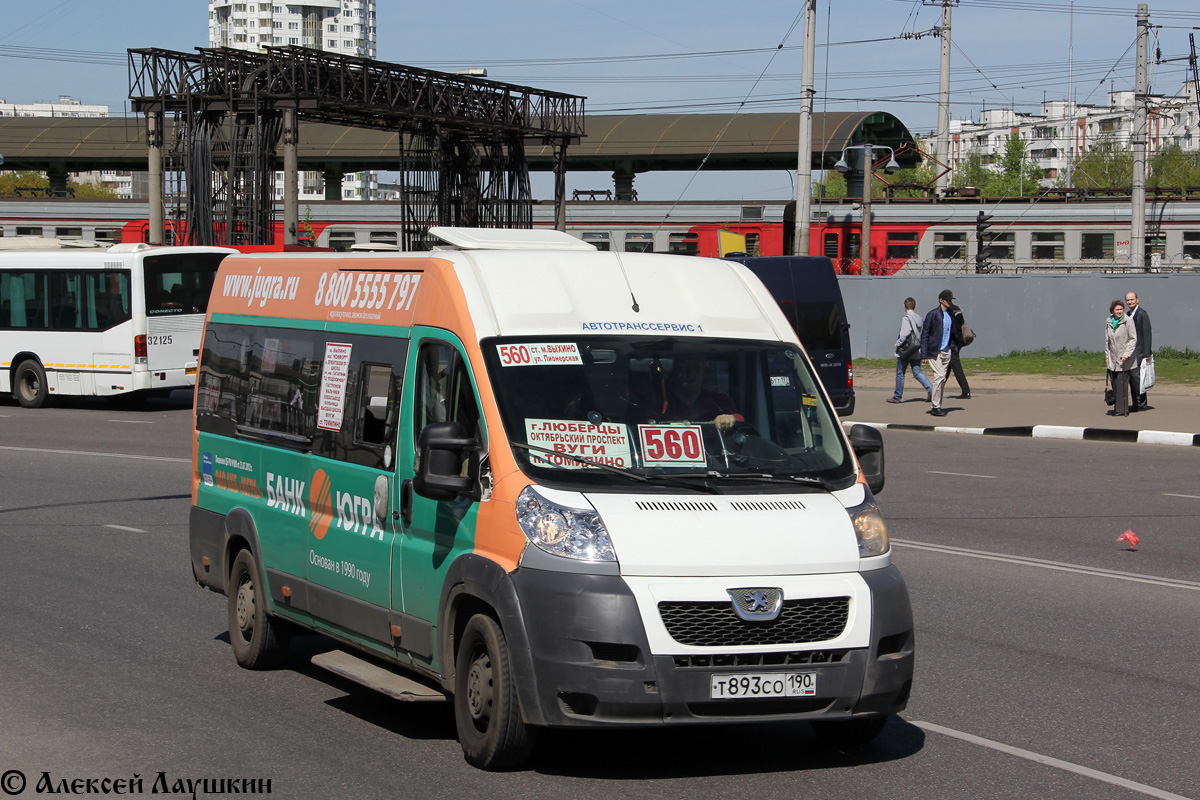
[0,110,918,201]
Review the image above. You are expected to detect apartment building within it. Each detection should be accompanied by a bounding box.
[208,0,380,200]
[945,81,1200,186]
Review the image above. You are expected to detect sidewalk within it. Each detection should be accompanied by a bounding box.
[844,368,1200,447]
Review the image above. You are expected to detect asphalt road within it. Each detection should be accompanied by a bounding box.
[0,395,1196,800]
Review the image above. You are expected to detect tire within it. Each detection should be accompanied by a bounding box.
[227,549,290,669]
[13,360,48,409]
[454,614,536,770]
[811,715,888,746]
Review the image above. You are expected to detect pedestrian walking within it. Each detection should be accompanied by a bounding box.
[1125,291,1153,411]
[1105,299,1137,417]
[948,302,971,399]
[919,289,962,417]
[888,297,932,404]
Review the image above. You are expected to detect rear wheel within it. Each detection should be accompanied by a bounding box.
[454,614,536,770]
[227,549,290,669]
[13,360,48,408]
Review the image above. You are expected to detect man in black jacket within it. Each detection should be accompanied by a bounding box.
[1125,291,1153,411]
[919,289,962,417]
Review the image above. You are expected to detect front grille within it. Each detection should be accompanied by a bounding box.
[659,597,849,647]
[671,650,848,669]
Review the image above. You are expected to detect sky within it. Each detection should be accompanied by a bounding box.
[3,0,1200,201]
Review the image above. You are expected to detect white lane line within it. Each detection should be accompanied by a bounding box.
[893,539,1200,591]
[0,445,187,464]
[1163,493,1200,500]
[104,524,147,533]
[912,721,1192,800]
[108,419,154,424]
[927,470,996,479]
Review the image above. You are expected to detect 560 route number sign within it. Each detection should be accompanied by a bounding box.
[638,424,706,467]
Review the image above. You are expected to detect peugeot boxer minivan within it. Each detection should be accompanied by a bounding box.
[188,228,912,769]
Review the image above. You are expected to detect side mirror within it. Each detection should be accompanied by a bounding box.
[848,424,885,495]
[412,421,480,502]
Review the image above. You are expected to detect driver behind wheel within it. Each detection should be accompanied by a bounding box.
[648,353,743,432]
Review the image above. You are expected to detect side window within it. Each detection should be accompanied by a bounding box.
[414,341,480,440]
[355,362,399,446]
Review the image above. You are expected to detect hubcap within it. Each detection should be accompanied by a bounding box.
[465,653,493,722]
[19,372,38,401]
[235,579,255,635]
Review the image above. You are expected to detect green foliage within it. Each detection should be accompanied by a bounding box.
[0,170,117,199]
[860,346,1200,384]
[1066,136,1132,189]
[1148,143,1200,189]
[951,133,1041,197]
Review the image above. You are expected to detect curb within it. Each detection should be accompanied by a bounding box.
[843,421,1200,447]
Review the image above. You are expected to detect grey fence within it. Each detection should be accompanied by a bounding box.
[838,273,1199,359]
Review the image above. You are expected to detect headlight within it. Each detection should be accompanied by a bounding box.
[515,486,616,562]
[849,500,890,557]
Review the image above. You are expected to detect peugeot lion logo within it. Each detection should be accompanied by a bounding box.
[728,587,783,621]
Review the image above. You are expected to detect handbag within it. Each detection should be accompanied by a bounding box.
[897,332,920,361]
[960,322,976,346]
[1140,356,1156,391]
[1104,372,1115,406]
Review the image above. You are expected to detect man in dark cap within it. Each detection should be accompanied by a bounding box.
[918,289,963,417]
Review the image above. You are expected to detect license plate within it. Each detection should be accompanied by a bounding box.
[710,672,816,699]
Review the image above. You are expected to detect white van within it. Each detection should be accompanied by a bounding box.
[189,227,912,770]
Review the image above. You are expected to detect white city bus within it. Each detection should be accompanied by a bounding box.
[0,242,235,407]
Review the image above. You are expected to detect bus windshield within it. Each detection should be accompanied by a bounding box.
[482,336,854,491]
[143,252,224,315]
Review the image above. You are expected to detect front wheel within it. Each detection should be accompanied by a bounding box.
[227,549,290,669]
[13,360,48,408]
[454,614,536,770]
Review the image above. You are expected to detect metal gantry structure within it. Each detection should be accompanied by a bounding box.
[129,47,585,249]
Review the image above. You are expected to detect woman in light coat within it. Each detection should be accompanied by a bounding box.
[1105,299,1138,416]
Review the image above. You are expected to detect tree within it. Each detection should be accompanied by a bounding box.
[951,133,1041,197]
[1064,135,1132,189]
[1149,142,1200,189]
[0,170,118,198]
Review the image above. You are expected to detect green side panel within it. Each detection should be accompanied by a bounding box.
[211,312,410,339]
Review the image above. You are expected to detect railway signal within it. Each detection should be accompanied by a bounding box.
[975,211,993,272]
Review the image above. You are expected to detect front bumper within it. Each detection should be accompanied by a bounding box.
[509,564,913,727]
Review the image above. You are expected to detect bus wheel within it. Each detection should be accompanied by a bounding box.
[14,360,48,408]
[227,549,290,669]
[454,614,536,770]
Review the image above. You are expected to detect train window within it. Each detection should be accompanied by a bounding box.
[886,231,919,260]
[1183,232,1200,260]
[95,229,122,244]
[745,233,761,256]
[624,233,653,253]
[582,232,611,251]
[328,230,357,252]
[1032,231,1064,260]
[668,233,697,256]
[847,233,861,260]
[823,233,839,259]
[16,227,43,237]
[740,206,765,221]
[369,231,398,246]
[1147,235,1166,258]
[985,232,1015,260]
[1080,232,1114,260]
[55,227,83,239]
[934,232,966,260]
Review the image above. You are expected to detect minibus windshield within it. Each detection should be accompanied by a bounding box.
[482,336,854,490]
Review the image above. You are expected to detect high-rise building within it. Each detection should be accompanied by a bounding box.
[208,1,379,200]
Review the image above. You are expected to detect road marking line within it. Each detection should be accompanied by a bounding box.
[927,470,996,479]
[104,524,147,533]
[1163,493,1200,500]
[911,721,1192,800]
[107,419,154,424]
[0,445,188,464]
[893,538,1200,591]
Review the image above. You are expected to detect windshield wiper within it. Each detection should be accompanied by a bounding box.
[672,471,835,490]
[510,442,719,494]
